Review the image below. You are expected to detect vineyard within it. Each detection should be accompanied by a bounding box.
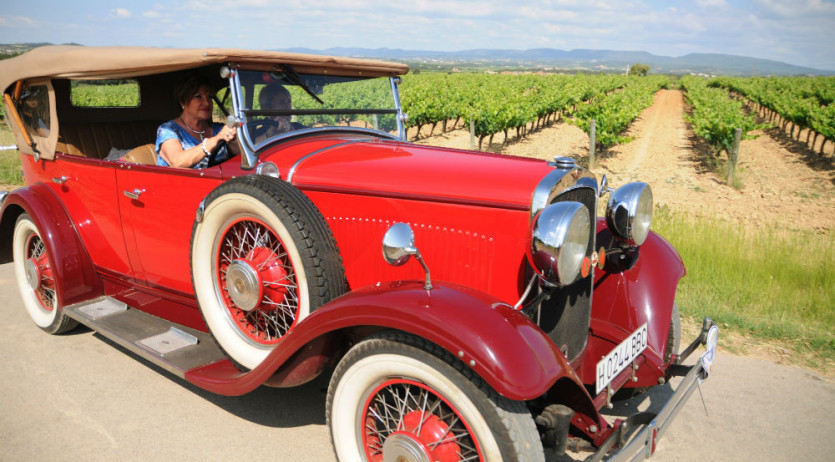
[709,76,835,154]
[400,73,669,150]
[400,73,835,163]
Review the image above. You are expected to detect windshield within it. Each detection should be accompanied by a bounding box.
[237,69,399,146]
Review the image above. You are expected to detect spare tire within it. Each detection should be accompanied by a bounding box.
[190,175,346,370]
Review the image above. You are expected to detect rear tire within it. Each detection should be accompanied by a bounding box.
[327,331,544,462]
[12,213,78,334]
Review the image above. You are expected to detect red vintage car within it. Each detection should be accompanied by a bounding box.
[0,46,717,461]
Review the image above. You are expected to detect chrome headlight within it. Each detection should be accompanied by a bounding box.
[528,202,591,286]
[606,182,653,246]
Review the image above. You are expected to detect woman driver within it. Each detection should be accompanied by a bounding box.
[155,75,238,168]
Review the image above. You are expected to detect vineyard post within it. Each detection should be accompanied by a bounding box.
[589,119,597,168]
[727,128,742,185]
[469,118,475,150]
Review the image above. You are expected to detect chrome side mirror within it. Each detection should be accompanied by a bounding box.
[382,223,433,290]
[382,222,416,266]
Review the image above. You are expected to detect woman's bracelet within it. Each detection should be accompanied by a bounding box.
[201,139,210,157]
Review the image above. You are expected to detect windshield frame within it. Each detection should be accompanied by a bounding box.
[224,65,407,170]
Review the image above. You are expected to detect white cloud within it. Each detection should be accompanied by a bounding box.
[143,10,162,19]
[696,0,729,9]
[0,15,35,26]
[111,8,132,19]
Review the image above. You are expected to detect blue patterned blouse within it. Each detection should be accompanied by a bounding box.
[155,120,231,168]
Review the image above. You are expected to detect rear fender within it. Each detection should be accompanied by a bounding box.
[0,184,102,306]
[186,281,583,401]
[580,223,685,382]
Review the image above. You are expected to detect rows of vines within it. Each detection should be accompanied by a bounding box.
[400,73,629,149]
[710,76,835,154]
[680,76,763,156]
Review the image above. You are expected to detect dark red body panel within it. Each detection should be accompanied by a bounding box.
[186,281,579,400]
[574,222,686,386]
[0,182,102,306]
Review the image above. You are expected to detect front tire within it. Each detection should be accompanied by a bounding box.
[12,213,78,334]
[191,176,345,370]
[327,332,544,462]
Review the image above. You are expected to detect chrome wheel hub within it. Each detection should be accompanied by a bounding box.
[225,259,262,311]
[24,258,41,291]
[382,433,432,462]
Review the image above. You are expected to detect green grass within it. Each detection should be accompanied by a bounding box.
[0,121,22,186]
[652,205,834,366]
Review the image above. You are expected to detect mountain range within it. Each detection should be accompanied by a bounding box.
[282,47,833,76]
[2,43,830,76]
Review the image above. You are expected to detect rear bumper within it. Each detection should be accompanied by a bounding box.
[587,318,719,462]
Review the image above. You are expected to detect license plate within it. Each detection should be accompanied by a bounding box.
[596,323,648,395]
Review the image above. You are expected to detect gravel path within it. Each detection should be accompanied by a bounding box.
[2,261,834,461]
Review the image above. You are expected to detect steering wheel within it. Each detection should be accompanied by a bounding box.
[207,139,227,168]
[250,119,279,138]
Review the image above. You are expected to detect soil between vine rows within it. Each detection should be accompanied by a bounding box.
[416,89,835,233]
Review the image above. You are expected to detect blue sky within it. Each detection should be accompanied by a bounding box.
[1,0,834,70]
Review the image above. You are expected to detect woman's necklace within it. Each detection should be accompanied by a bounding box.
[180,117,206,139]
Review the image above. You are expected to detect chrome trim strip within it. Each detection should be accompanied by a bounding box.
[286,140,366,183]
[0,190,8,209]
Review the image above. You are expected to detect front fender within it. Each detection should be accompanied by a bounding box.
[0,184,102,306]
[186,281,581,400]
[578,225,686,383]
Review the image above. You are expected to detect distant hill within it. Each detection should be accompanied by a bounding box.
[283,47,833,76]
[3,43,830,76]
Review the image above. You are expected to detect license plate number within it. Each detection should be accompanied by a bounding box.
[596,323,648,395]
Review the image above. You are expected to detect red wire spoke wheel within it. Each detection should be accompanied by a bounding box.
[12,214,77,334]
[192,176,345,370]
[362,379,479,462]
[328,332,544,462]
[216,217,298,344]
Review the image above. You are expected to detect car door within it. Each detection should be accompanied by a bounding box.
[116,164,223,295]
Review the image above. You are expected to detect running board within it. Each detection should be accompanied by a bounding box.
[64,296,227,379]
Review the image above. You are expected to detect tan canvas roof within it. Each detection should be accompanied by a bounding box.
[0,45,409,93]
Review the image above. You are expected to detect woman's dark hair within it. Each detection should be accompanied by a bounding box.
[174,74,214,107]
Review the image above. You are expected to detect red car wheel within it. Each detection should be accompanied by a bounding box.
[12,214,77,334]
[216,217,299,345]
[192,176,345,370]
[361,378,482,462]
[327,332,544,462]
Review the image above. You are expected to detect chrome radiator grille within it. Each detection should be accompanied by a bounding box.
[536,186,597,361]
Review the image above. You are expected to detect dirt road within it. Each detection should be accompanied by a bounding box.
[1,261,833,461]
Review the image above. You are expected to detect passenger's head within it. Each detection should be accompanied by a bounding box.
[259,84,292,132]
[20,87,42,111]
[259,84,292,111]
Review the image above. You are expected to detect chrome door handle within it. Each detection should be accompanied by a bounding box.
[123,189,145,200]
[52,176,69,185]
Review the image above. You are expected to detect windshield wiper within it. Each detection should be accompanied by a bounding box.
[280,64,324,105]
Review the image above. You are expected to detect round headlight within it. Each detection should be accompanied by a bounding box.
[528,202,591,286]
[606,182,653,246]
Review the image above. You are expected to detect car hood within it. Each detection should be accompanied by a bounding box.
[280,137,554,211]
